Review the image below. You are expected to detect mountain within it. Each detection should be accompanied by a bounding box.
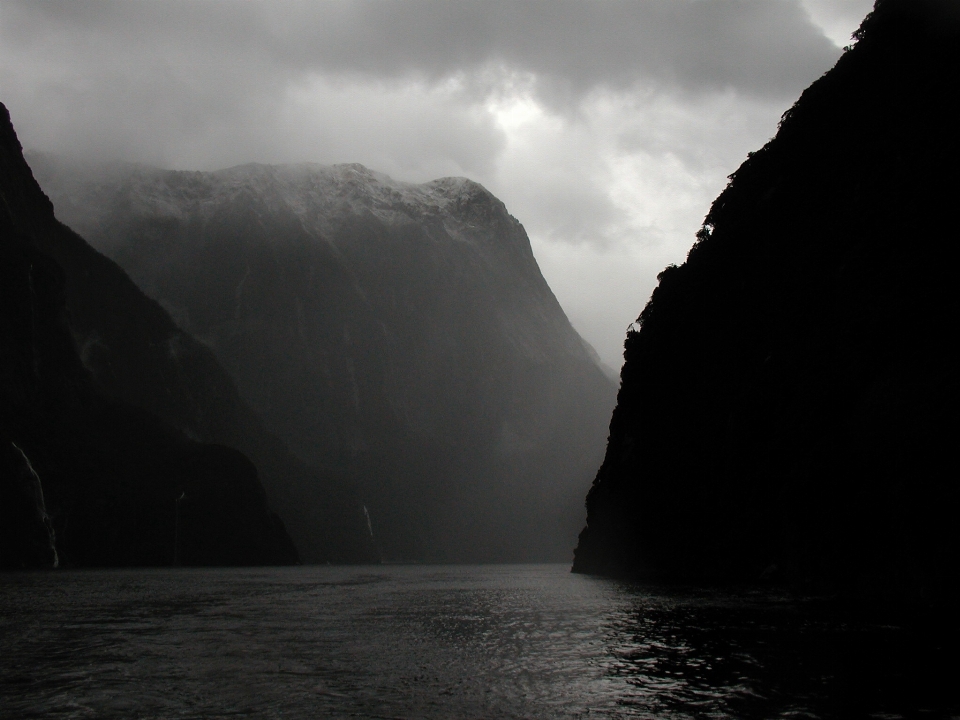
[572,0,960,606]
[1,102,298,568]
[4,110,378,565]
[31,160,617,562]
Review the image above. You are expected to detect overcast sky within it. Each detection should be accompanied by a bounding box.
[0,0,873,369]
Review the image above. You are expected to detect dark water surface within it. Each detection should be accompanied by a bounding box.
[1,564,957,719]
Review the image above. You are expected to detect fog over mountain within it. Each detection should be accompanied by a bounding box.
[0,0,873,370]
[33,157,617,562]
[1,103,300,568]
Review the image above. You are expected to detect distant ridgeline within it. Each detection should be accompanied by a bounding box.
[0,101,379,568]
[574,0,960,605]
[32,151,616,563]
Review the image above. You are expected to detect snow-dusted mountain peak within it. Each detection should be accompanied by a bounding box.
[27,152,514,250]
[218,162,503,231]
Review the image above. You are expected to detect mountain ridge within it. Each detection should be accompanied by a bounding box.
[33,155,617,563]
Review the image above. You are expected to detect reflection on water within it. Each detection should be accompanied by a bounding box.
[605,592,957,719]
[0,565,956,719]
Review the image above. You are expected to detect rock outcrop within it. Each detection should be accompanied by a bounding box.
[573,0,960,606]
[33,161,617,562]
[1,102,300,568]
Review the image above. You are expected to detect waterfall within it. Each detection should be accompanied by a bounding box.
[362,505,374,539]
[11,442,59,568]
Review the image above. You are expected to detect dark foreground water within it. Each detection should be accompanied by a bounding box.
[1,565,957,719]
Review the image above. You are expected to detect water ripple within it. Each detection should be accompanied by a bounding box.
[1,565,957,719]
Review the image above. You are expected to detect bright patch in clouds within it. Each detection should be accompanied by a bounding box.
[478,86,794,367]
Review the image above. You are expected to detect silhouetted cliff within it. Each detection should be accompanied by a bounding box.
[1,102,299,567]
[34,161,617,562]
[574,0,960,606]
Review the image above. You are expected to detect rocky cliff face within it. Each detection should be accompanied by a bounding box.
[0,102,299,568]
[33,160,617,562]
[572,0,960,605]
[6,113,378,565]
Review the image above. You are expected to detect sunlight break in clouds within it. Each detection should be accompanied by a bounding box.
[481,85,804,370]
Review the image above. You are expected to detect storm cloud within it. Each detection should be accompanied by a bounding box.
[0,0,872,367]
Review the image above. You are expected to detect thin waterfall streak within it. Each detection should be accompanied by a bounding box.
[363,505,374,539]
[11,441,59,568]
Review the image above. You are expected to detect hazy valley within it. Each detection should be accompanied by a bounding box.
[3,1,960,716]
[21,153,616,564]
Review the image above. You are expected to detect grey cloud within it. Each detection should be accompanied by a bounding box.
[285,0,838,100]
[0,0,855,368]
[0,0,841,169]
[273,79,506,180]
[800,0,875,46]
[5,0,838,101]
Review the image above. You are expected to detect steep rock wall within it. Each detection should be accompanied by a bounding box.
[573,0,960,606]
[34,161,617,562]
[1,102,299,567]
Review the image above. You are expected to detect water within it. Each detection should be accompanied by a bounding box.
[1,564,956,719]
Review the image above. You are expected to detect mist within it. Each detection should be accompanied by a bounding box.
[0,0,871,368]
